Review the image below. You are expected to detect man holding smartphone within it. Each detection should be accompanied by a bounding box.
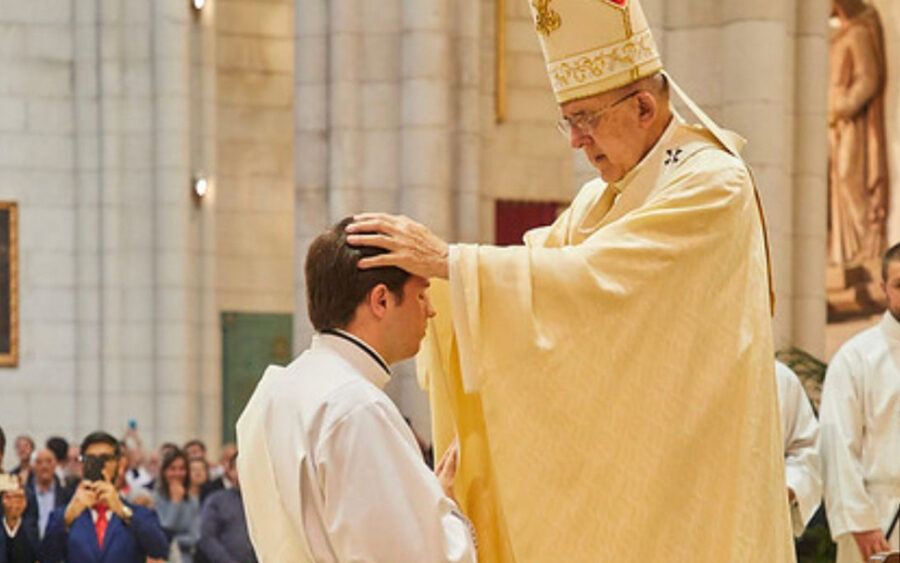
[38,431,168,563]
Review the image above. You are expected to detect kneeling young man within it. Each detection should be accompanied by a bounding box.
[237,218,476,562]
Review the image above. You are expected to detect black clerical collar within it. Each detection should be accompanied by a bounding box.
[320,329,391,375]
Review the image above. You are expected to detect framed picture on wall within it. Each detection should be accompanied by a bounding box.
[0,202,18,366]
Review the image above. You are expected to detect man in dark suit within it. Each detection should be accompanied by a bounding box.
[8,437,34,487]
[199,446,237,505]
[38,431,168,563]
[1,487,38,563]
[23,449,72,541]
[198,454,256,563]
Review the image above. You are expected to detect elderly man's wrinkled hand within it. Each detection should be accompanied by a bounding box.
[346,213,450,279]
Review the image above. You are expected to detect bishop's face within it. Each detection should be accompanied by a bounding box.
[883,260,900,323]
[562,89,649,183]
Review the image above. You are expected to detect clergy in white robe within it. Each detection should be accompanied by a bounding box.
[236,220,477,563]
[775,360,823,537]
[820,245,900,563]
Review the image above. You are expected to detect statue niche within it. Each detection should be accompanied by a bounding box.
[827,0,890,320]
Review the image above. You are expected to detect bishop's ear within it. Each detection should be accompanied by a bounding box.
[636,91,658,124]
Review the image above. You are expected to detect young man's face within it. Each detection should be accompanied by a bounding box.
[883,260,900,322]
[384,276,436,363]
[1,489,26,516]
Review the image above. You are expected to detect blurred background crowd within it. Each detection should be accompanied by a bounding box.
[0,424,255,563]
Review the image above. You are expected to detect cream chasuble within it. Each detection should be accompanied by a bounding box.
[418,117,795,562]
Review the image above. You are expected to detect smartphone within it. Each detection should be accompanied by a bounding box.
[83,456,105,482]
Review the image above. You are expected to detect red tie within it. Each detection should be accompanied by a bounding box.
[95,504,109,548]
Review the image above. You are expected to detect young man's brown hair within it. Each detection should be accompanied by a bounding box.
[881,241,900,281]
[305,217,410,331]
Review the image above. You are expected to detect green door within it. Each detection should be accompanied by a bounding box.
[221,312,293,444]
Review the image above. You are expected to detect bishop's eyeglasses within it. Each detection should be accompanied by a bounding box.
[556,90,641,137]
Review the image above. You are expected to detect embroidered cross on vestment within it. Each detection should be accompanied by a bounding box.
[664,148,683,166]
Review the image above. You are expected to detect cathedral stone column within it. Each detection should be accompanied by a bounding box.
[328,0,364,218]
[294,0,330,348]
[453,0,482,243]
[400,0,454,239]
[790,0,829,357]
[721,1,795,349]
[73,0,104,440]
[360,0,402,213]
[67,0,214,446]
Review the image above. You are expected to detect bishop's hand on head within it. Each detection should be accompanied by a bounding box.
[345,213,450,280]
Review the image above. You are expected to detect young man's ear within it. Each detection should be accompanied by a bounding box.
[367,284,391,319]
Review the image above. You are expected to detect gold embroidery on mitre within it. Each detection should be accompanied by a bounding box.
[550,29,657,91]
[533,0,561,36]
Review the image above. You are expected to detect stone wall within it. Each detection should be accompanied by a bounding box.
[215,0,295,315]
[478,0,577,240]
[0,0,78,443]
[0,0,218,451]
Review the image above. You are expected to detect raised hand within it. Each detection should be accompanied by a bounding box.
[853,529,891,561]
[64,480,98,527]
[93,480,125,517]
[345,213,450,279]
[434,437,461,503]
[168,478,186,503]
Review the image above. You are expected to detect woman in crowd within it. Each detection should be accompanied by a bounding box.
[153,448,200,563]
[187,457,209,504]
